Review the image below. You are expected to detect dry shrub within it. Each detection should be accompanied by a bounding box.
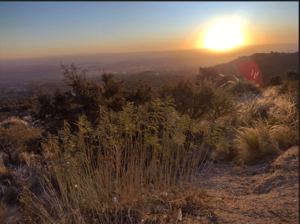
[226,80,261,96]
[234,119,280,164]
[268,90,298,127]
[234,86,298,131]
[235,93,270,127]
[0,116,28,129]
[271,146,299,172]
[20,98,208,223]
[0,117,41,153]
[270,124,299,150]
[263,75,283,88]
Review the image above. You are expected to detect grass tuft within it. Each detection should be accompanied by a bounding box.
[234,119,280,164]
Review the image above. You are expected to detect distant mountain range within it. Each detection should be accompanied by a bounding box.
[211,51,299,83]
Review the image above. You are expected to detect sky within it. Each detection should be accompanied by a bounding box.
[0,2,298,60]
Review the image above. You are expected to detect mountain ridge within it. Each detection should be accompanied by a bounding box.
[211,51,299,83]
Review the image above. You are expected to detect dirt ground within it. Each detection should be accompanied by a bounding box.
[181,146,299,224]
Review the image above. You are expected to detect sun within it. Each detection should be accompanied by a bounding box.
[203,20,243,51]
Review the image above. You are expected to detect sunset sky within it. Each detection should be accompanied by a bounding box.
[0,2,298,60]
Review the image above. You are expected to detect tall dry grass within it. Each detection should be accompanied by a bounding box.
[235,86,298,128]
[20,98,211,223]
[234,119,281,164]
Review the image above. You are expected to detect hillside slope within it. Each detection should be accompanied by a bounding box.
[212,52,299,83]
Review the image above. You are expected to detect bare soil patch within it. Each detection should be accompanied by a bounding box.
[187,147,299,224]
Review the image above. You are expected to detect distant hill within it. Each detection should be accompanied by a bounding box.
[212,52,299,83]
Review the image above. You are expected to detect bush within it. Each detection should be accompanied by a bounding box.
[208,87,236,122]
[159,79,236,121]
[234,119,281,164]
[101,73,126,111]
[263,75,283,88]
[0,117,41,154]
[285,70,299,81]
[234,87,281,127]
[268,88,299,128]
[227,80,261,96]
[33,63,127,133]
[270,124,299,150]
[159,79,213,119]
[278,79,299,110]
[20,98,208,223]
[197,67,220,83]
[125,79,155,106]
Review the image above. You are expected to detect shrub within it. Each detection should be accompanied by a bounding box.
[270,124,299,150]
[235,93,269,126]
[234,119,280,164]
[35,84,53,120]
[20,98,208,223]
[207,87,236,123]
[268,89,299,129]
[101,73,126,111]
[159,79,213,119]
[125,79,155,106]
[285,70,299,81]
[227,80,261,96]
[278,79,299,110]
[33,63,127,133]
[197,67,220,83]
[159,78,236,122]
[263,75,283,88]
[0,117,41,154]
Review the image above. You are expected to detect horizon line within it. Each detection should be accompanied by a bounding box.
[1,43,298,62]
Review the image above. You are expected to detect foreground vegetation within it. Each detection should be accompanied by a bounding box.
[0,63,298,223]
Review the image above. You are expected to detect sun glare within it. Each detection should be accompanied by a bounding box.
[203,20,243,51]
